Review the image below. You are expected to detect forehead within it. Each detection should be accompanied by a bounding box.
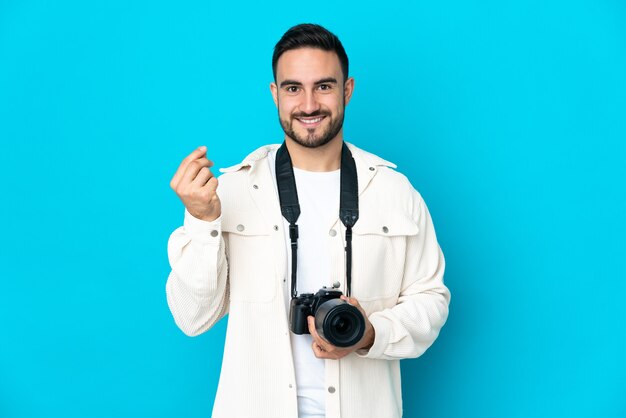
[275,47,342,83]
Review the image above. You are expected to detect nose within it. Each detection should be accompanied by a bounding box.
[300,89,321,115]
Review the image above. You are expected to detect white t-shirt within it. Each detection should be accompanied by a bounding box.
[269,148,340,418]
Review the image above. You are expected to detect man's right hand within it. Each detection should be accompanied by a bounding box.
[170,146,221,222]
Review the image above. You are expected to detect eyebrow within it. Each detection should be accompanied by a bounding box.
[279,77,338,88]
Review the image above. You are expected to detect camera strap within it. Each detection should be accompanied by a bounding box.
[275,141,359,298]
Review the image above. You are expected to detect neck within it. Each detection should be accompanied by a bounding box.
[285,135,343,172]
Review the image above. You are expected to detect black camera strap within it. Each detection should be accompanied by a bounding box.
[275,141,359,298]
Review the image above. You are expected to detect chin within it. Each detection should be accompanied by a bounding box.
[297,136,335,149]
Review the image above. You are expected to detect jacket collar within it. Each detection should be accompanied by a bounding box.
[219,141,396,196]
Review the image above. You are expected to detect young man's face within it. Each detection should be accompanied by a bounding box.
[270,47,354,148]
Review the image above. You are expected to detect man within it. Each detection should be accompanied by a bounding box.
[166,23,450,418]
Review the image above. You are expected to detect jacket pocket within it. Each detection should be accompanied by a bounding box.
[222,210,276,303]
[350,214,419,301]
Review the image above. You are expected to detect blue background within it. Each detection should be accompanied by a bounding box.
[1,1,625,417]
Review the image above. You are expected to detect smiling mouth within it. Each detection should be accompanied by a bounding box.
[295,116,326,126]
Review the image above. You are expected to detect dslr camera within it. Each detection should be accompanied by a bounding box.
[289,287,365,347]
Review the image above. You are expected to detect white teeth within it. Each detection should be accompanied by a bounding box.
[298,117,323,124]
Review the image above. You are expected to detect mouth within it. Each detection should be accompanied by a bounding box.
[295,115,326,128]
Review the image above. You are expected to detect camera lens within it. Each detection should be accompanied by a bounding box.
[332,316,352,335]
[315,299,365,347]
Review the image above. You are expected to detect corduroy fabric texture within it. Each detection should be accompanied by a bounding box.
[166,142,451,418]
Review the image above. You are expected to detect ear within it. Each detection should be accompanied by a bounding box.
[270,82,278,107]
[343,77,355,106]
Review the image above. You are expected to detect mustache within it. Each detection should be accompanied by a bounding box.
[292,111,330,118]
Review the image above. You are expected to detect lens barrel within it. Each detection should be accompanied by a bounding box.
[314,299,365,347]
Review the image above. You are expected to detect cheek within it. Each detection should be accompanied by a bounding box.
[278,100,296,119]
[322,96,343,113]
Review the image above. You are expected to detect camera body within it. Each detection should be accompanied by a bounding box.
[289,287,365,348]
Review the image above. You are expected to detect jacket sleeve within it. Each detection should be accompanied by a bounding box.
[355,189,450,360]
[165,209,229,336]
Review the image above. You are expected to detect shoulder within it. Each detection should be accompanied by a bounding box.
[348,142,427,225]
[216,143,279,184]
[218,143,280,175]
[348,142,421,201]
[346,142,396,170]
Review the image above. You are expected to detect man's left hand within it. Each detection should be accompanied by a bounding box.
[308,295,375,360]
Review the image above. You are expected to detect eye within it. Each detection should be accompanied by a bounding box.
[318,84,332,91]
[285,86,300,93]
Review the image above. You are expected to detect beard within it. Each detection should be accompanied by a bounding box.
[278,106,345,149]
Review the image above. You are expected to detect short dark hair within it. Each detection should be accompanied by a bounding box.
[272,23,349,82]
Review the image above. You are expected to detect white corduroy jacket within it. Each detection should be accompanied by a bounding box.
[166,142,451,418]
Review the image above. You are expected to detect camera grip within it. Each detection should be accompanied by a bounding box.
[289,299,311,335]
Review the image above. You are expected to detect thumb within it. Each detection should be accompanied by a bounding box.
[190,145,207,159]
[340,295,358,306]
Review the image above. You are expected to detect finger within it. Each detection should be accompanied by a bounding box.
[170,146,207,189]
[341,295,361,308]
[340,295,353,302]
[180,158,213,186]
[312,341,323,358]
[311,341,331,359]
[171,154,211,190]
[307,315,317,337]
[308,316,332,352]
[191,166,214,187]
[307,316,322,341]
[201,176,219,194]
[313,341,347,360]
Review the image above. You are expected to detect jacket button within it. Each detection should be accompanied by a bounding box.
[329,229,337,237]
[328,386,336,393]
[382,226,389,233]
[210,230,219,237]
[274,225,279,231]
[332,281,341,289]
[253,184,259,189]
[237,224,245,232]
[369,167,375,171]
